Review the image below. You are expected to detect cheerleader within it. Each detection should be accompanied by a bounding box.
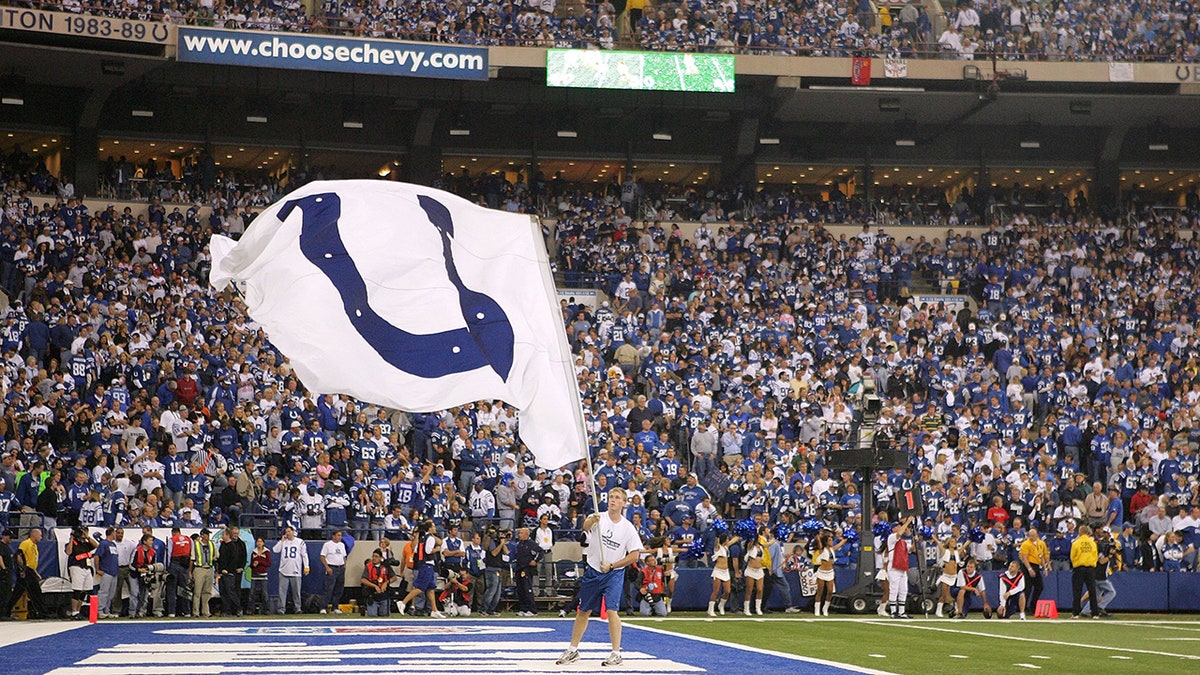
[707,533,737,616]
[935,535,967,618]
[811,528,846,617]
[743,528,767,615]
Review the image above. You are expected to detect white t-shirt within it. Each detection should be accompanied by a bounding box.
[320,540,347,566]
[583,513,643,572]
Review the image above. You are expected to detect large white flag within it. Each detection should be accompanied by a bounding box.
[209,180,587,470]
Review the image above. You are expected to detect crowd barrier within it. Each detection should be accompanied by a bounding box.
[18,538,1200,613]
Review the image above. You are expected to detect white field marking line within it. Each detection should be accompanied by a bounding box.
[0,619,90,649]
[1013,664,1041,670]
[1029,655,1051,659]
[867,654,887,658]
[626,621,900,675]
[863,621,1200,660]
[1110,656,1133,660]
[1152,638,1200,641]
[1105,621,1200,628]
[1118,623,1200,633]
[948,654,969,658]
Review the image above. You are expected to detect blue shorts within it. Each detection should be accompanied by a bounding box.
[414,564,437,591]
[577,565,623,614]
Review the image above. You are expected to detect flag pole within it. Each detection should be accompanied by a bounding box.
[526,214,604,566]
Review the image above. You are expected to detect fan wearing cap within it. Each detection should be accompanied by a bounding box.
[323,479,351,529]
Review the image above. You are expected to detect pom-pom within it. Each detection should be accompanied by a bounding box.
[873,521,893,538]
[969,527,987,544]
[842,527,860,543]
[801,518,823,536]
[773,523,794,542]
[680,538,708,561]
[711,517,729,536]
[734,518,758,541]
[918,525,935,539]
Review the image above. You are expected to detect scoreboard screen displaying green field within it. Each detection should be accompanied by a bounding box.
[546,50,735,93]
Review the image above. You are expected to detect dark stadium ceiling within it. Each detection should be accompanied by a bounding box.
[2,43,1200,184]
[6,129,1199,197]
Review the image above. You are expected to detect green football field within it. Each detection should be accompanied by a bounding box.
[625,614,1200,674]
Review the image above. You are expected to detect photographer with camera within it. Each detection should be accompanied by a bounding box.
[65,525,97,620]
[130,532,160,618]
[480,526,508,616]
[637,553,669,616]
[1081,527,1117,618]
[361,548,394,617]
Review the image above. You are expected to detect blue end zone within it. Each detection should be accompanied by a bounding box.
[0,619,879,675]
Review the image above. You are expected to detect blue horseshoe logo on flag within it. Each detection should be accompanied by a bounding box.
[279,192,515,381]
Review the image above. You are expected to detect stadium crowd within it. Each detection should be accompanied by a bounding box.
[0,145,1199,620]
[9,0,1200,61]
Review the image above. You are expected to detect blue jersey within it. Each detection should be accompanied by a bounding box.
[108,386,130,412]
[163,455,187,492]
[0,490,19,526]
[184,474,211,506]
[393,480,423,514]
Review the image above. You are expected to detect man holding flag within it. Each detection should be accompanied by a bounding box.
[209,178,598,632]
[557,487,642,668]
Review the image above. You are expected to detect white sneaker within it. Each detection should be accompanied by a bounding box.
[785,607,801,613]
[333,608,343,614]
[556,648,580,665]
[707,609,716,617]
[319,609,327,614]
[431,610,447,619]
[396,601,406,615]
[1019,613,1027,620]
[877,604,889,617]
[602,652,623,667]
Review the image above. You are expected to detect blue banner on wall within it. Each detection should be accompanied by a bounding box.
[178,27,489,81]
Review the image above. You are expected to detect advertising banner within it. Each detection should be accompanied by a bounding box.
[178,27,489,81]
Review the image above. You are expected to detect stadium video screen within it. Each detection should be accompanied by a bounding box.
[546,50,735,93]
